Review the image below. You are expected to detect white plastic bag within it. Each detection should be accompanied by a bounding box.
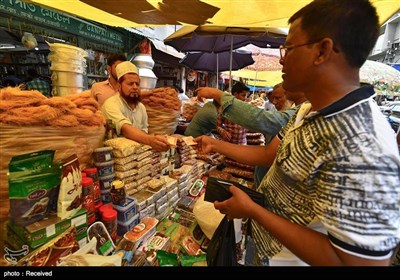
[192,194,224,240]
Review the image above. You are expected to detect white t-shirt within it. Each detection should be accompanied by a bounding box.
[101,93,148,135]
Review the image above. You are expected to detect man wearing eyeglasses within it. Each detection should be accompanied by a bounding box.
[195,0,400,266]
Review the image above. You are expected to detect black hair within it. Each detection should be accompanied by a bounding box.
[107,53,127,67]
[289,0,379,68]
[173,84,184,93]
[231,81,249,94]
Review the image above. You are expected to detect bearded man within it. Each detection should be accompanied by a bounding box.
[101,61,169,152]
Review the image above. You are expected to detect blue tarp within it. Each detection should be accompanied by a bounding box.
[391,64,400,71]
[247,85,273,92]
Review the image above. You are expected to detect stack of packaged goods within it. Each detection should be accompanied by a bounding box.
[92,147,114,204]
[196,160,206,177]
[151,151,162,179]
[5,150,89,265]
[175,135,198,168]
[109,179,139,237]
[161,175,179,209]
[160,149,171,175]
[104,137,154,196]
[145,178,168,221]
[83,167,102,218]
[169,169,189,200]
[112,196,139,236]
[137,231,170,266]
[182,162,200,188]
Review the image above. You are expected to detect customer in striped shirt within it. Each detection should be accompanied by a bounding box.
[195,0,400,266]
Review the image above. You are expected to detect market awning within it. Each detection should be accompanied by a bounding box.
[225,69,283,87]
[26,1,400,28]
[149,38,184,59]
[149,38,184,66]
[124,28,184,65]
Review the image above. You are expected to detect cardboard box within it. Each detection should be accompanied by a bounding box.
[8,208,87,248]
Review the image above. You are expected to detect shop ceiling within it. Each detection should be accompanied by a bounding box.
[26,0,400,29]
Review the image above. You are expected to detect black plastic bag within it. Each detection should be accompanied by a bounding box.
[206,215,238,266]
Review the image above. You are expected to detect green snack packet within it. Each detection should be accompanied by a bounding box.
[181,254,207,266]
[156,250,179,266]
[8,165,61,227]
[9,150,55,172]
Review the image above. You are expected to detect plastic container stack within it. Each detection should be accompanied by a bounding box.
[47,42,88,97]
[83,167,102,215]
[93,146,115,204]
[112,196,139,236]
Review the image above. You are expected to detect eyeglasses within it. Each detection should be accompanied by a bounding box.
[279,40,322,59]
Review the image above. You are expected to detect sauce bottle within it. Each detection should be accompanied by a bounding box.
[81,177,95,224]
[110,180,126,206]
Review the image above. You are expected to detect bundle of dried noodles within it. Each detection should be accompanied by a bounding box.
[0,87,46,111]
[0,87,104,127]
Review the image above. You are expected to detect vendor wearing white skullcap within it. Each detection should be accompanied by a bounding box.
[102,61,170,152]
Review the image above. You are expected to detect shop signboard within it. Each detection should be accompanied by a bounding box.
[0,0,124,47]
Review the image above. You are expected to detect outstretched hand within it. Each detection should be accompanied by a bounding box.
[194,135,215,154]
[195,87,224,104]
[149,134,170,152]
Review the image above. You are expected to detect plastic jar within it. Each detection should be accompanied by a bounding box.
[93,146,113,162]
[102,208,117,241]
[81,177,95,224]
[99,203,113,217]
[94,161,115,177]
[83,167,101,205]
[110,180,126,206]
[98,173,115,190]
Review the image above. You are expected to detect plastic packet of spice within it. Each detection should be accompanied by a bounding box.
[181,254,207,266]
[8,165,61,227]
[156,250,179,266]
[57,154,82,219]
[8,150,55,172]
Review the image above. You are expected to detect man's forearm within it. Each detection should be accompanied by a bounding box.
[221,94,294,136]
[211,138,277,166]
[121,124,151,145]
